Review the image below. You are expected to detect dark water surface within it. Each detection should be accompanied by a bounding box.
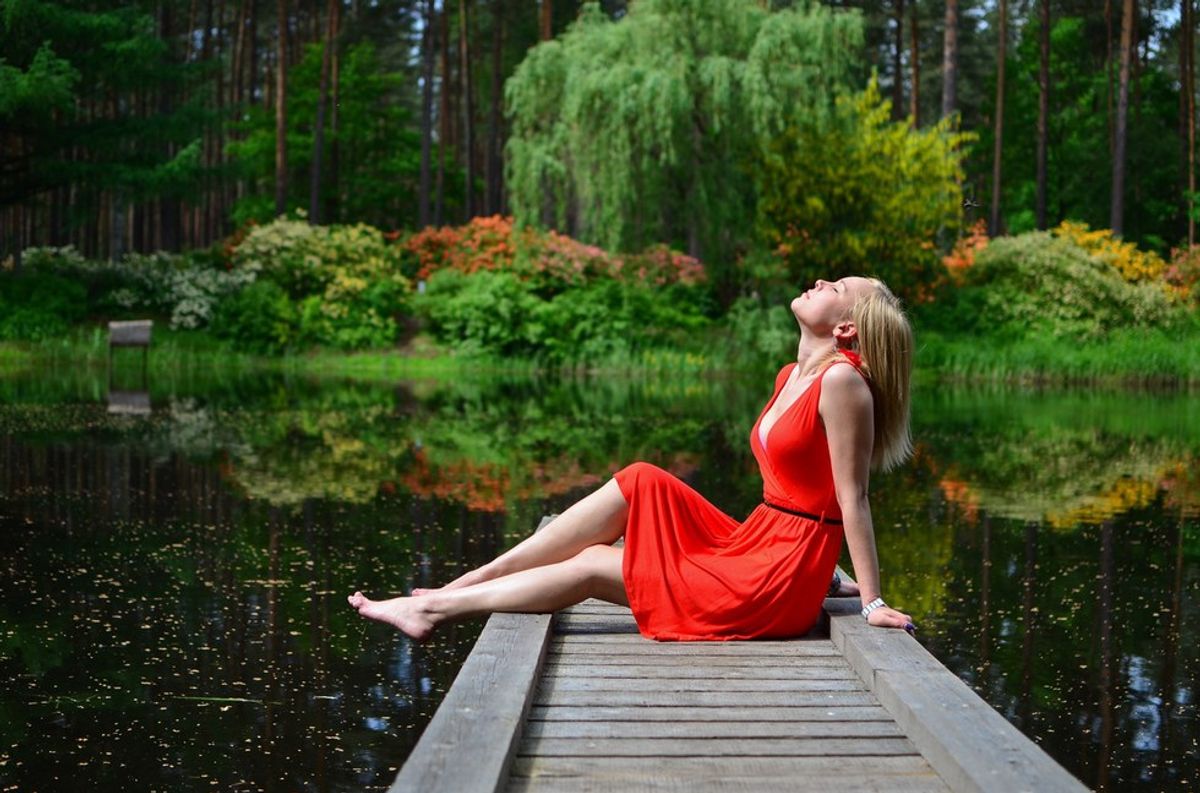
[0,366,1197,791]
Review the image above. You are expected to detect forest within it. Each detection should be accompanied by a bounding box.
[1,0,1198,377]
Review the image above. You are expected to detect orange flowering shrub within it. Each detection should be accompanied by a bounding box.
[1052,220,1170,284]
[405,215,705,291]
[942,219,989,285]
[1164,245,1200,302]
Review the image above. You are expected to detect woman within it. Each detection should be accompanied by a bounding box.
[349,276,915,640]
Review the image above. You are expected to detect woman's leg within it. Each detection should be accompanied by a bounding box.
[415,478,629,594]
[351,545,626,641]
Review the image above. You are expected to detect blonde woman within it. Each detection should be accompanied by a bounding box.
[349,276,916,640]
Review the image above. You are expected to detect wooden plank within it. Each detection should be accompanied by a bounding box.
[826,575,1087,793]
[537,677,864,693]
[390,517,557,793]
[527,705,895,723]
[551,637,841,655]
[533,690,879,708]
[511,755,941,779]
[523,720,904,740]
[516,736,918,757]
[545,653,850,667]
[507,773,949,793]
[542,663,857,679]
[108,319,153,346]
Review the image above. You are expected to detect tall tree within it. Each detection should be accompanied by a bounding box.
[540,0,552,40]
[909,0,920,126]
[1035,0,1050,230]
[436,4,451,223]
[485,0,504,214]
[419,0,437,227]
[1111,0,1134,235]
[275,0,289,215]
[941,0,957,118]
[459,0,476,219]
[1183,0,1195,245]
[990,0,1007,236]
[309,0,339,223]
[892,0,906,120]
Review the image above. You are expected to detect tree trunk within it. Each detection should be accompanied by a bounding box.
[459,0,476,220]
[419,0,437,227]
[309,0,337,223]
[1188,0,1196,246]
[328,21,341,222]
[1105,0,1115,155]
[275,0,289,216]
[540,0,552,40]
[1036,0,1050,230]
[436,3,451,224]
[942,0,957,118]
[909,0,920,126]
[1111,0,1134,235]
[485,0,504,214]
[990,0,1007,236]
[892,0,905,121]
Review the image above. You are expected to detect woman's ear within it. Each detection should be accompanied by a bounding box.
[833,320,858,348]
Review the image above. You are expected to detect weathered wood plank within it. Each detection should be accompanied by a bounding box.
[511,755,941,779]
[538,677,864,693]
[108,319,153,346]
[516,736,918,758]
[545,653,850,667]
[551,638,841,655]
[523,720,904,740]
[542,663,857,679]
[390,517,557,793]
[506,773,949,793]
[527,705,895,723]
[533,690,879,708]
[826,575,1087,793]
[507,772,949,793]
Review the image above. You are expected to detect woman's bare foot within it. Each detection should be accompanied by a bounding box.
[348,591,437,641]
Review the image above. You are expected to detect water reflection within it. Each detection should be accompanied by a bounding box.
[0,370,1197,791]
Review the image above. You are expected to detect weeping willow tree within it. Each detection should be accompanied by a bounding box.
[505,0,865,297]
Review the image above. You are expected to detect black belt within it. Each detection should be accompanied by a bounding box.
[762,500,843,525]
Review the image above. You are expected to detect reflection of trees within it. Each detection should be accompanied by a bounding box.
[916,386,1200,526]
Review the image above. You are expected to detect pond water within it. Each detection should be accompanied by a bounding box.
[0,364,1197,791]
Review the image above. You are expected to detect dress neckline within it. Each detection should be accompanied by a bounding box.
[756,353,863,452]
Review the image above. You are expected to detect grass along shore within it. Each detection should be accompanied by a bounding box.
[3,322,1199,386]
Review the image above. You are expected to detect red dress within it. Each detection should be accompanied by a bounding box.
[615,358,858,641]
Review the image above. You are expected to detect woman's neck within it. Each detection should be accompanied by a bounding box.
[794,335,838,378]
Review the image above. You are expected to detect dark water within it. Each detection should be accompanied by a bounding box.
[0,365,1197,791]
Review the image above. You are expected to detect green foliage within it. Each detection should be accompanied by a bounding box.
[757,78,969,303]
[20,245,251,329]
[720,295,797,371]
[923,231,1182,341]
[227,215,410,350]
[416,268,711,363]
[0,266,84,340]
[210,280,297,354]
[506,0,868,294]
[228,41,440,228]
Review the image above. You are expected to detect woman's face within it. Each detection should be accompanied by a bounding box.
[790,277,875,333]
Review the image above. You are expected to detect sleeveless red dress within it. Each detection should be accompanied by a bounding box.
[615,357,860,641]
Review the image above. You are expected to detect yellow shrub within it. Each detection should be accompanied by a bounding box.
[1052,221,1168,284]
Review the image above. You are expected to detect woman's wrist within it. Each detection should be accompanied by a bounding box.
[861,597,887,620]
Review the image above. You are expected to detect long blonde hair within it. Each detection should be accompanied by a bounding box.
[851,279,913,471]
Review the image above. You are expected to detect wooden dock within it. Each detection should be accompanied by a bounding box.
[392,519,1087,793]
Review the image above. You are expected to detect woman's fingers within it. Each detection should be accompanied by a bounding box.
[868,607,916,632]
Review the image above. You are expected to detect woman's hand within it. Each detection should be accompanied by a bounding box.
[867,605,916,633]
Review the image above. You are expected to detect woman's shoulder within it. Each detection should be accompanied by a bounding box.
[820,359,871,398]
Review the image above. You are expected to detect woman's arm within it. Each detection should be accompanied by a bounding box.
[820,364,913,630]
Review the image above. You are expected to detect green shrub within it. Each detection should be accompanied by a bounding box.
[930,231,1182,340]
[0,269,87,340]
[417,269,542,357]
[229,216,410,349]
[721,295,797,368]
[210,280,298,353]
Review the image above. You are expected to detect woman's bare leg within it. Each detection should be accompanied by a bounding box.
[351,545,626,641]
[414,478,628,595]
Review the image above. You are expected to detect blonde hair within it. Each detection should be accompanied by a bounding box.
[851,279,913,471]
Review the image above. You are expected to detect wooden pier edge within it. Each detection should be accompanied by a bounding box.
[389,516,558,793]
[825,571,1088,793]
